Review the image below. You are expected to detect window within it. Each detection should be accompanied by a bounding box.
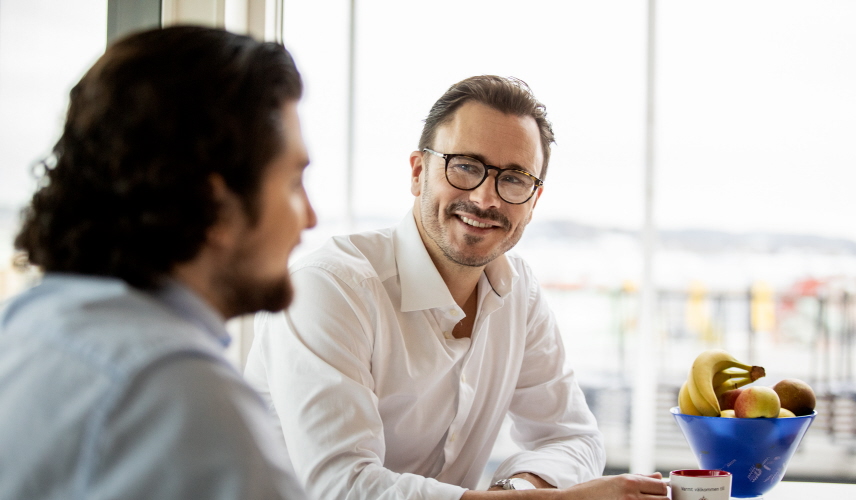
[0,0,107,298]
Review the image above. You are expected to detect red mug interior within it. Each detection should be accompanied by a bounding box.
[670,470,731,478]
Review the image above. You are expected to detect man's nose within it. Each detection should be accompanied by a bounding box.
[304,192,318,230]
[468,171,502,208]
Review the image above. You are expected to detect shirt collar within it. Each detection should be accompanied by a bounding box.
[395,211,456,312]
[394,210,518,312]
[155,278,232,347]
[482,251,517,299]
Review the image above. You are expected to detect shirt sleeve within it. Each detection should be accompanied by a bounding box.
[491,270,607,489]
[247,266,467,500]
[89,355,306,500]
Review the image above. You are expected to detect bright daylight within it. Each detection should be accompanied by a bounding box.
[1,1,855,499]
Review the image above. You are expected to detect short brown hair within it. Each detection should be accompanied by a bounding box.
[418,75,555,181]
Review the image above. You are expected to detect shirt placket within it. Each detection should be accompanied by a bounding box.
[439,306,462,341]
[434,303,466,466]
[441,290,505,469]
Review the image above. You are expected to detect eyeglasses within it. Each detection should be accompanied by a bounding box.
[422,148,543,205]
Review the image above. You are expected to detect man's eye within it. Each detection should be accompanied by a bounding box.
[452,162,481,174]
[500,174,524,185]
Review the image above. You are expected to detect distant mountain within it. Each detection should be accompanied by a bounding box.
[524,219,856,255]
[3,204,856,256]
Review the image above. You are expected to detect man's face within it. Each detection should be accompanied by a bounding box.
[411,101,543,268]
[216,101,317,316]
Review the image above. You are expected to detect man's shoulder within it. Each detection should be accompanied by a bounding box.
[0,275,224,380]
[291,226,398,289]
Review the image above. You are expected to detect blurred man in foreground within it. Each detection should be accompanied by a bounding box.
[245,75,667,499]
[0,26,315,499]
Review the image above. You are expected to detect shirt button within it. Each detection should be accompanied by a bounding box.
[461,374,467,383]
[443,331,452,339]
[450,309,459,317]
[450,433,458,443]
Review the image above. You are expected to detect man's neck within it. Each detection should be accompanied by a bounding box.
[171,255,232,319]
[411,207,485,309]
[432,256,483,310]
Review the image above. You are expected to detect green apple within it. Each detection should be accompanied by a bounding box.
[773,378,816,416]
[734,386,781,418]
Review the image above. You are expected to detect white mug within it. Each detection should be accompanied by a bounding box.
[665,469,731,500]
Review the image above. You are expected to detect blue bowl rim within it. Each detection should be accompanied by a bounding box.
[670,406,817,420]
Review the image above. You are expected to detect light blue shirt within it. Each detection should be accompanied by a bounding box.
[0,274,306,500]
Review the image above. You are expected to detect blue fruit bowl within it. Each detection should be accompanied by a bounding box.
[670,407,815,498]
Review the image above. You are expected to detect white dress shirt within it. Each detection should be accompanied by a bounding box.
[244,211,605,500]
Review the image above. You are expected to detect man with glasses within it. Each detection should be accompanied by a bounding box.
[245,76,668,499]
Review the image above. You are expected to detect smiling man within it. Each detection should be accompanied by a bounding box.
[245,76,667,500]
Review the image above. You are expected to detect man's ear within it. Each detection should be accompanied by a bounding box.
[531,185,543,209]
[409,150,424,197]
[206,173,244,250]
[525,186,544,224]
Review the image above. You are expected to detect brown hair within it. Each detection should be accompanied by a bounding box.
[15,26,302,288]
[418,75,555,180]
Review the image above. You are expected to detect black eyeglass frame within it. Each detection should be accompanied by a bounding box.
[422,148,544,205]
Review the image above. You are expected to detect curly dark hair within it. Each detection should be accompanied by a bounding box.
[418,75,555,181]
[14,26,302,288]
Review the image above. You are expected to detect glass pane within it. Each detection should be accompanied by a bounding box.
[280,0,856,484]
[0,0,108,299]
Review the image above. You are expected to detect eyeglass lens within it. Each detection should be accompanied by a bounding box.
[445,156,536,203]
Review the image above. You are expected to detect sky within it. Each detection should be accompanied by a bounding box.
[2,0,856,245]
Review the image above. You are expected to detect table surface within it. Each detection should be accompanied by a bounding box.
[749,481,855,499]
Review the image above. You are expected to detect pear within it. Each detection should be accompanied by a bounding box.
[778,408,796,418]
[772,379,816,416]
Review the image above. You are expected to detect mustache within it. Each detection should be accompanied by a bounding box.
[445,201,511,230]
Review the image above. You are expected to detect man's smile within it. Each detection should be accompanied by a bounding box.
[457,214,500,229]
[445,200,511,233]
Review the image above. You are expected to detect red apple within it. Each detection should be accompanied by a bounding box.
[718,388,744,411]
[734,386,781,418]
[772,379,816,416]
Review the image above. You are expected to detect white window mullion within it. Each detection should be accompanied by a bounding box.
[162,0,282,42]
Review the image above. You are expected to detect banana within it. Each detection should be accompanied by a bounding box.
[714,376,753,397]
[711,365,766,388]
[715,376,750,395]
[686,373,720,416]
[676,350,767,417]
[678,381,702,416]
[687,349,763,417]
[711,367,749,388]
[713,365,765,396]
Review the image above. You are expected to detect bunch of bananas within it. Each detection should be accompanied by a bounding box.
[678,349,766,417]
